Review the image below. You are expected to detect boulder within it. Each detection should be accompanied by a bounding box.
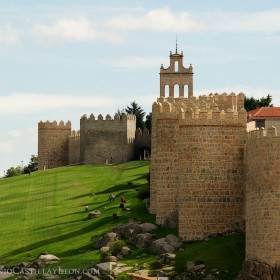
[150,238,175,254]
[104,256,118,262]
[94,262,116,274]
[94,232,117,249]
[99,247,110,254]
[120,246,131,256]
[111,265,134,275]
[123,223,142,239]
[165,234,179,243]
[135,233,154,248]
[37,254,60,265]
[140,223,157,233]
[111,224,126,236]
[156,253,176,266]
[81,273,100,280]
[88,211,101,219]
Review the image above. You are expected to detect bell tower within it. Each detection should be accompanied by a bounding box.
[160,44,193,98]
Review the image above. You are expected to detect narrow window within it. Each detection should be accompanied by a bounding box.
[165,85,169,96]
[184,84,189,97]
[174,84,179,97]
[175,61,179,72]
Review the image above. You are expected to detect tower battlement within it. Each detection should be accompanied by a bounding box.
[38,120,71,129]
[80,113,136,122]
[153,92,245,114]
[152,93,247,126]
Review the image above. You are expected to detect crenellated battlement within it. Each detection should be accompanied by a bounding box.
[152,93,247,126]
[247,126,278,139]
[80,113,136,122]
[154,93,245,115]
[38,120,71,129]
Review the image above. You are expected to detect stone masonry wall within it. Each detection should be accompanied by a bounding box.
[178,122,246,240]
[38,120,71,170]
[150,93,247,240]
[69,130,80,165]
[150,99,180,219]
[246,127,280,265]
[80,114,136,165]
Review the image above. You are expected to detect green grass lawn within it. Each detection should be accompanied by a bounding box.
[0,161,152,267]
[0,160,244,278]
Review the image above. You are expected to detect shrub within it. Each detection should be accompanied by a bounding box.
[110,240,126,254]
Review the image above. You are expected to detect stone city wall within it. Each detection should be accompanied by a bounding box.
[80,114,136,165]
[246,127,280,265]
[68,130,80,165]
[38,120,71,170]
[150,93,247,240]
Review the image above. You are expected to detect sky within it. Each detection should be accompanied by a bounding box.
[1,0,280,176]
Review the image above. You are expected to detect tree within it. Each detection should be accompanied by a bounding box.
[29,154,38,172]
[124,101,146,129]
[5,166,22,178]
[23,155,38,174]
[244,94,273,111]
[144,112,152,132]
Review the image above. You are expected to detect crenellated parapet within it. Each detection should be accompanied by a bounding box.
[80,113,136,165]
[38,120,71,129]
[80,113,135,130]
[81,113,136,122]
[152,93,247,126]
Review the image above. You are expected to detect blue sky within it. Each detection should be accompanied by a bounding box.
[1,0,280,175]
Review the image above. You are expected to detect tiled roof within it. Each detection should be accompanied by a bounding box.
[247,107,280,118]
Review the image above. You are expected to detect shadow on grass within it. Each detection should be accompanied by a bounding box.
[68,193,93,200]
[33,217,89,231]
[58,244,94,257]
[53,210,88,219]
[95,182,147,195]
[118,161,149,170]
[2,216,119,258]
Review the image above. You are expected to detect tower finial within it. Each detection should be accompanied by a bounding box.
[176,34,178,54]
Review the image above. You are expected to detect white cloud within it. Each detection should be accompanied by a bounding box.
[106,7,280,35]
[106,7,202,33]
[0,24,21,46]
[205,10,280,34]
[0,92,127,116]
[32,17,96,44]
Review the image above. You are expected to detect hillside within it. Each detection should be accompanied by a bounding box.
[0,161,152,267]
[0,161,244,279]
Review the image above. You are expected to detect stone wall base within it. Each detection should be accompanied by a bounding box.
[238,260,280,280]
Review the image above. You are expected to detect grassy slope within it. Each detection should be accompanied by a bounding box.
[0,160,244,278]
[0,161,152,267]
